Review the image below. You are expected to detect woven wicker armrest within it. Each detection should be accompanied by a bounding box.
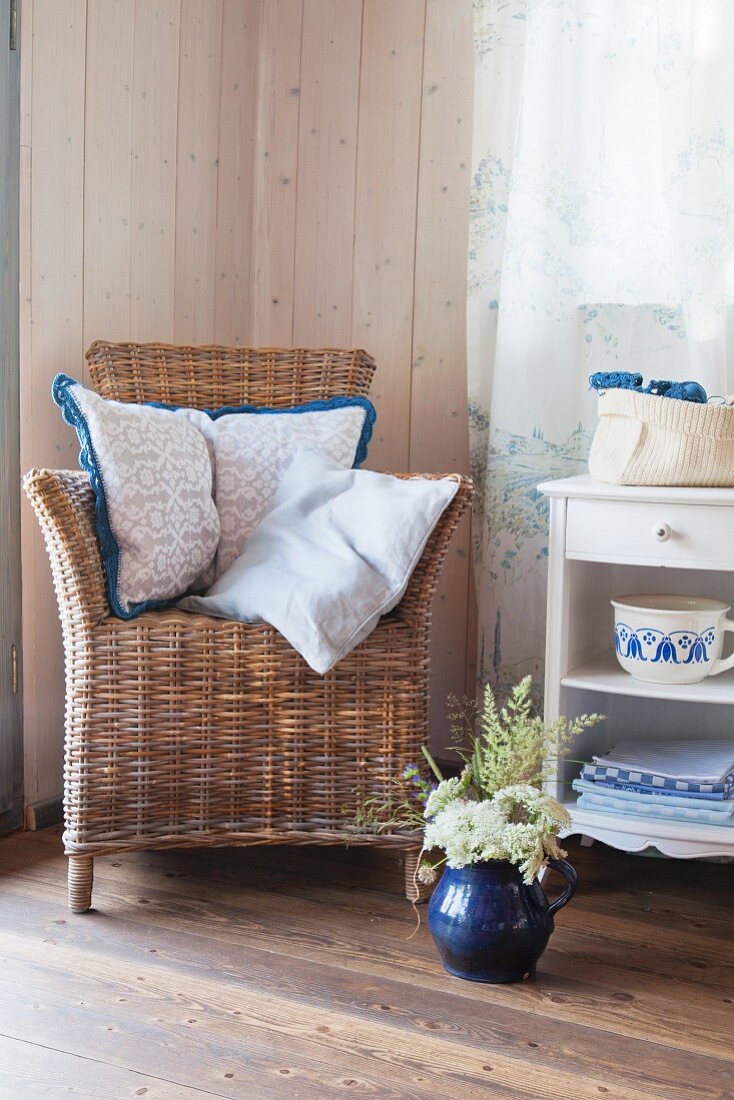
[389,473,474,625]
[23,469,111,632]
[22,464,472,639]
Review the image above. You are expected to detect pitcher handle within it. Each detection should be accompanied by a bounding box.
[709,618,734,677]
[544,858,578,917]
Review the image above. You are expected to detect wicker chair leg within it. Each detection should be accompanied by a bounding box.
[68,856,94,913]
[404,849,432,905]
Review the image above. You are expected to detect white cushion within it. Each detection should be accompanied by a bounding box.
[53,374,220,618]
[173,398,374,575]
[179,450,459,674]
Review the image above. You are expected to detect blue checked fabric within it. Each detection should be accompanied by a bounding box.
[581,764,734,798]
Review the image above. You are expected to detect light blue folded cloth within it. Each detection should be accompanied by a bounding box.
[573,777,734,813]
[574,785,734,826]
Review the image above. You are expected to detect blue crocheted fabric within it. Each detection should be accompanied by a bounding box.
[589,372,707,403]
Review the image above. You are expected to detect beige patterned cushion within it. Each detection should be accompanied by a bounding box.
[54,375,220,617]
[174,398,375,575]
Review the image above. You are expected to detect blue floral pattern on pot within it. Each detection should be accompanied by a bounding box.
[614,623,716,666]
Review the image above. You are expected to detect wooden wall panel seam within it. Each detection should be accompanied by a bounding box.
[129,0,182,342]
[18,0,33,150]
[408,0,474,749]
[169,1,186,340]
[347,0,365,344]
[173,0,224,342]
[213,0,264,345]
[83,0,136,352]
[288,0,306,347]
[251,0,304,346]
[292,0,363,346]
[407,0,428,470]
[81,0,89,379]
[351,0,426,473]
[128,0,138,340]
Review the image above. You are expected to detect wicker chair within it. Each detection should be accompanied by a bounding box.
[24,342,473,913]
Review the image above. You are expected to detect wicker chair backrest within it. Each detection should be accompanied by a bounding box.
[85,341,376,409]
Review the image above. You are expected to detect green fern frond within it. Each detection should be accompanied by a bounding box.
[448,677,604,798]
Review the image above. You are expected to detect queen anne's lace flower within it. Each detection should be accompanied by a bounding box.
[416,862,438,885]
[422,780,570,884]
[493,784,571,832]
[423,766,471,819]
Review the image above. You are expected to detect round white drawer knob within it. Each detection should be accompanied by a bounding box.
[653,522,672,542]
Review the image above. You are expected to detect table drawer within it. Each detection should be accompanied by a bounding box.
[566,498,734,568]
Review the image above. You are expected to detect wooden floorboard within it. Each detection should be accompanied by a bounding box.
[0,830,731,1098]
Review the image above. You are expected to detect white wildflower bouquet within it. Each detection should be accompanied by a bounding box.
[352,676,603,886]
[419,776,571,885]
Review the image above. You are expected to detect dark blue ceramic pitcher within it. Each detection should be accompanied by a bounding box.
[427,858,577,983]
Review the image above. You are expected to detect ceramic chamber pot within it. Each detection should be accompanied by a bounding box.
[612,594,734,685]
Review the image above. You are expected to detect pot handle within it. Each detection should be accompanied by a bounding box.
[544,858,578,917]
[709,618,734,677]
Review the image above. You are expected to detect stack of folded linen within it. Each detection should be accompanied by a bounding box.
[572,740,734,826]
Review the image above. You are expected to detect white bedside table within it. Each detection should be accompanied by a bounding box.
[539,474,734,859]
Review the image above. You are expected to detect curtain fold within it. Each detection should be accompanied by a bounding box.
[468,0,734,696]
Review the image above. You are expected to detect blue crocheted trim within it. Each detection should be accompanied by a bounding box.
[52,373,175,620]
[589,372,708,403]
[148,394,377,468]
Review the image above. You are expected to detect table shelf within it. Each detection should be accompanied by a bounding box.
[562,651,734,705]
[562,796,734,859]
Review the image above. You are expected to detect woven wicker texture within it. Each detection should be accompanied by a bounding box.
[25,344,472,910]
[86,341,376,408]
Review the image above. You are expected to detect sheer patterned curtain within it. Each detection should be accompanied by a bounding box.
[468,0,734,697]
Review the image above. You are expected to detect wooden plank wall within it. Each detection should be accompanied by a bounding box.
[0,0,23,832]
[19,0,474,809]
